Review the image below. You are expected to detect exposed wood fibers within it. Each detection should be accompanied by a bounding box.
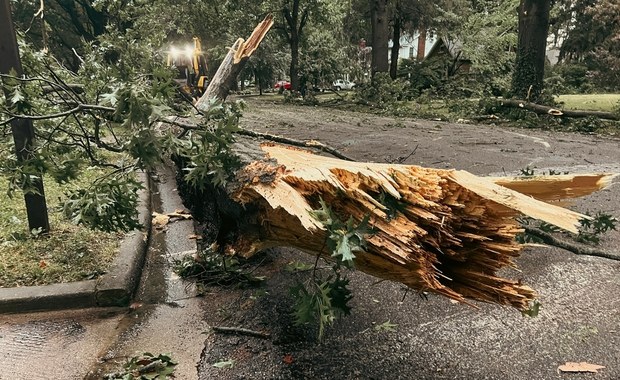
[232,144,615,311]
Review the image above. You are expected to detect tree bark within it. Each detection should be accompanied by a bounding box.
[282,1,308,92]
[511,0,551,101]
[0,0,50,232]
[389,14,401,79]
[370,0,390,77]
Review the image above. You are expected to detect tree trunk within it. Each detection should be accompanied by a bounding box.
[282,0,308,92]
[511,0,551,101]
[290,37,300,91]
[389,15,401,79]
[203,142,614,311]
[370,0,390,76]
[184,15,615,312]
[0,0,50,233]
[494,98,620,120]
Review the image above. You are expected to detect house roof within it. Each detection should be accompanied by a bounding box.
[426,37,470,61]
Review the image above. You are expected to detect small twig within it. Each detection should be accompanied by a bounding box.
[212,326,271,339]
[388,144,419,164]
[524,227,620,261]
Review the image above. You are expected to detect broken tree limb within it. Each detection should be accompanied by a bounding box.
[496,98,620,121]
[235,128,354,161]
[212,326,272,339]
[212,143,617,311]
[195,15,274,110]
[523,227,620,261]
[489,173,617,203]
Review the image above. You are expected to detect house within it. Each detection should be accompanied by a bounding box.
[424,37,472,75]
[388,31,437,61]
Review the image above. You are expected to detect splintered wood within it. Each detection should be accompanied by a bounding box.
[233,144,615,311]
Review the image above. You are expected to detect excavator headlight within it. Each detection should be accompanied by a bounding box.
[184,46,193,60]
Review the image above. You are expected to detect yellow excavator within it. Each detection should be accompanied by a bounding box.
[166,37,208,97]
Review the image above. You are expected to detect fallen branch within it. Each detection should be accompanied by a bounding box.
[212,326,271,339]
[157,117,354,161]
[221,144,616,311]
[524,227,620,261]
[235,128,354,161]
[496,98,620,121]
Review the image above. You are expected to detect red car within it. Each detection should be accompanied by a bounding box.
[274,80,291,90]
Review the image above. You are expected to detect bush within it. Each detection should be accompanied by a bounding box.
[397,58,445,97]
[354,72,409,106]
[545,63,593,94]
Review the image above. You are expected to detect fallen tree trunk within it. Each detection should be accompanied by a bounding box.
[178,17,616,312]
[496,98,620,121]
[220,144,615,311]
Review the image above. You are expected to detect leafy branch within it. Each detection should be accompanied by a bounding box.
[518,212,619,261]
[289,200,372,341]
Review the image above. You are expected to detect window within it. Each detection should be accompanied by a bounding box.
[409,47,414,58]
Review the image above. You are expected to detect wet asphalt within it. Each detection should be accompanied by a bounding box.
[0,99,619,379]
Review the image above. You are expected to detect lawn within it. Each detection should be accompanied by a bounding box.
[556,94,620,112]
[0,168,123,288]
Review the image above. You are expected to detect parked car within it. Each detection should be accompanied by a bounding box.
[274,80,291,90]
[332,79,355,91]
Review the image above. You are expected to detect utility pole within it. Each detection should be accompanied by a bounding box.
[0,0,50,232]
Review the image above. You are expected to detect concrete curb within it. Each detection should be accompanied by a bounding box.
[0,172,152,314]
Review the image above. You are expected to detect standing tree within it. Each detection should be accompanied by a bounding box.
[511,0,552,101]
[556,0,620,90]
[370,0,390,76]
[0,0,50,232]
[274,0,315,91]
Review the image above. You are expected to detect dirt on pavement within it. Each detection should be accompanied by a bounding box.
[196,96,620,380]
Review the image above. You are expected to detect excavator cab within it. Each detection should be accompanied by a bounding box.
[167,37,209,98]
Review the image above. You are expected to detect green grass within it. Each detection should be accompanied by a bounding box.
[0,169,123,288]
[556,94,620,112]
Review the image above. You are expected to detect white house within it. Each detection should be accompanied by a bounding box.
[388,31,438,61]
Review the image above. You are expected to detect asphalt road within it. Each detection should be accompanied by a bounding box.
[1,99,619,380]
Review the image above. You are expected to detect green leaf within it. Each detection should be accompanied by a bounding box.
[522,299,542,318]
[290,283,317,325]
[285,261,314,272]
[308,198,335,227]
[212,359,235,369]
[100,89,119,106]
[374,320,398,332]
